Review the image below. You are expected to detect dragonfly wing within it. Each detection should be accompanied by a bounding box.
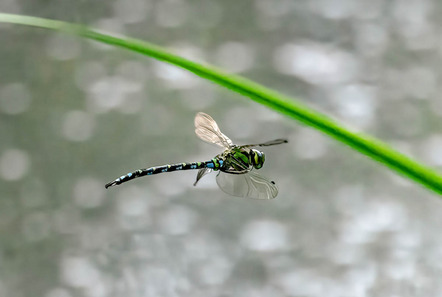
[195,112,233,148]
[240,138,288,148]
[193,168,213,186]
[216,171,278,199]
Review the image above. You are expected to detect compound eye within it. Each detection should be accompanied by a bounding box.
[252,149,265,169]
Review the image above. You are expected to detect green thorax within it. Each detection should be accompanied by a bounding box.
[217,147,253,172]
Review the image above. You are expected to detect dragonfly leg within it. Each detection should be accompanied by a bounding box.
[222,168,250,174]
[193,168,212,186]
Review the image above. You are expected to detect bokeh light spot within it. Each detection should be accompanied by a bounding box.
[61,257,100,288]
[240,220,288,251]
[273,43,358,85]
[159,205,197,235]
[61,110,95,142]
[0,149,30,181]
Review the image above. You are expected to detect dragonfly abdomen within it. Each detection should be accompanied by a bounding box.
[105,159,223,188]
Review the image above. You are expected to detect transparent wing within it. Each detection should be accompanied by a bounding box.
[193,167,213,186]
[239,138,288,148]
[216,171,278,199]
[195,112,233,148]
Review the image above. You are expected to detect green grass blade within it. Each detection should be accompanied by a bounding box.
[0,12,441,195]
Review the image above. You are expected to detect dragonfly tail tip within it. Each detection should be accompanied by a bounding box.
[105,181,117,189]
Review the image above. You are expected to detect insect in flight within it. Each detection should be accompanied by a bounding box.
[105,112,287,199]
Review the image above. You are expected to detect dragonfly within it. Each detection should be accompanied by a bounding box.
[105,112,287,199]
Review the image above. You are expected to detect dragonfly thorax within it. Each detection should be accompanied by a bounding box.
[217,147,265,173]
[250,149,265,169]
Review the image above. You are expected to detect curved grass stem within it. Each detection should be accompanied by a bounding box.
[0,13,441,195]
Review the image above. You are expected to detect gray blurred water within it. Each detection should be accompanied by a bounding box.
[1,0,442,296]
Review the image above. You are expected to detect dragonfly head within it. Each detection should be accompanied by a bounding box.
[250,149,265,169]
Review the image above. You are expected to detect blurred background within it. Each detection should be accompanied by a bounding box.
[1,0,442,296]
